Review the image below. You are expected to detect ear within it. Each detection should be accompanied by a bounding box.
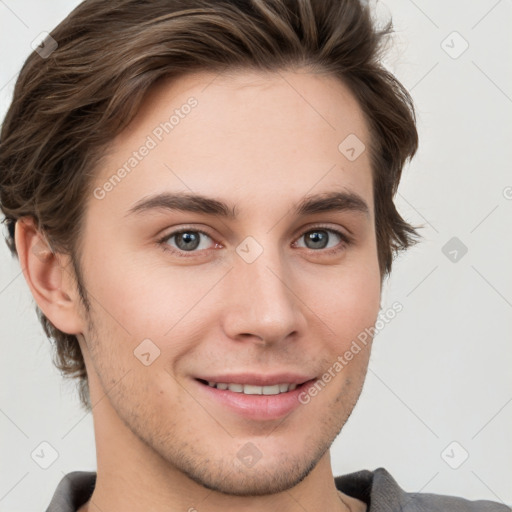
[14,216,85,335]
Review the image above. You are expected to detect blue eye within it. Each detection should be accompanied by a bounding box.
[295,228,348,251]
[157,225,350,258]
[161,229,215,253]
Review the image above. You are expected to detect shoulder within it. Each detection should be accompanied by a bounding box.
[335,467,511,512]
[45,471,96,512]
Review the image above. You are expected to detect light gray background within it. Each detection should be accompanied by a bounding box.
[1,1,511,510]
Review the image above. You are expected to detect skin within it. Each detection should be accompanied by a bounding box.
[16,68,382,512]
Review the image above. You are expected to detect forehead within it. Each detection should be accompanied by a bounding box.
[89,68,373,217]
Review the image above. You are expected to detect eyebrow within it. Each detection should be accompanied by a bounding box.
[125,190,370,219]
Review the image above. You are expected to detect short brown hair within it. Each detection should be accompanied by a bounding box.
[0,0,420,411]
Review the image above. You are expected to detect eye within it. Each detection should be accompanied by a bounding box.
[157,225,351,258]
[158,228,218,255]
[294,227,350,252]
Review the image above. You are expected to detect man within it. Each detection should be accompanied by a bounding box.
[0,1,508,511]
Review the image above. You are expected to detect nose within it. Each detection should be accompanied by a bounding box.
[221,242,306,346]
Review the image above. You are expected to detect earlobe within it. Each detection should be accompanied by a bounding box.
[14,216,85,335]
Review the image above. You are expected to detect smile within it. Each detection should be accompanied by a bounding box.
[201,380,298,395]
[194,376,317,421]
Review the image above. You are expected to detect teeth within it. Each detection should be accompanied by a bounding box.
[243,384,262,394]
[206,381,300,395]
[262,384,280,395]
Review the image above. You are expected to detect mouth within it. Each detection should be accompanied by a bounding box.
[193,376,317,421]
[196,379,306,395]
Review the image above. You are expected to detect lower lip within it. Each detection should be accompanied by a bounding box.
[194,379,316,421]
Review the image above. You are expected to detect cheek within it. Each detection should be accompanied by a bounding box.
[300,254,381,344]
[83,221,380,353]
[83,244,220,339]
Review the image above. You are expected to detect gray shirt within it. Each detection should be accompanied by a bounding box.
[45,467,510,511]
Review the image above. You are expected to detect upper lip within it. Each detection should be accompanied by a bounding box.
[196,373,315,386]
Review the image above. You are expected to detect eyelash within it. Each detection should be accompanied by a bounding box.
[157,225,352,258]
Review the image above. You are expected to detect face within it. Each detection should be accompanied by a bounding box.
[73,68,381,495]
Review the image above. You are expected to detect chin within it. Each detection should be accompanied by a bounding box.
[182,456,318,496]
[166,430,335,497]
